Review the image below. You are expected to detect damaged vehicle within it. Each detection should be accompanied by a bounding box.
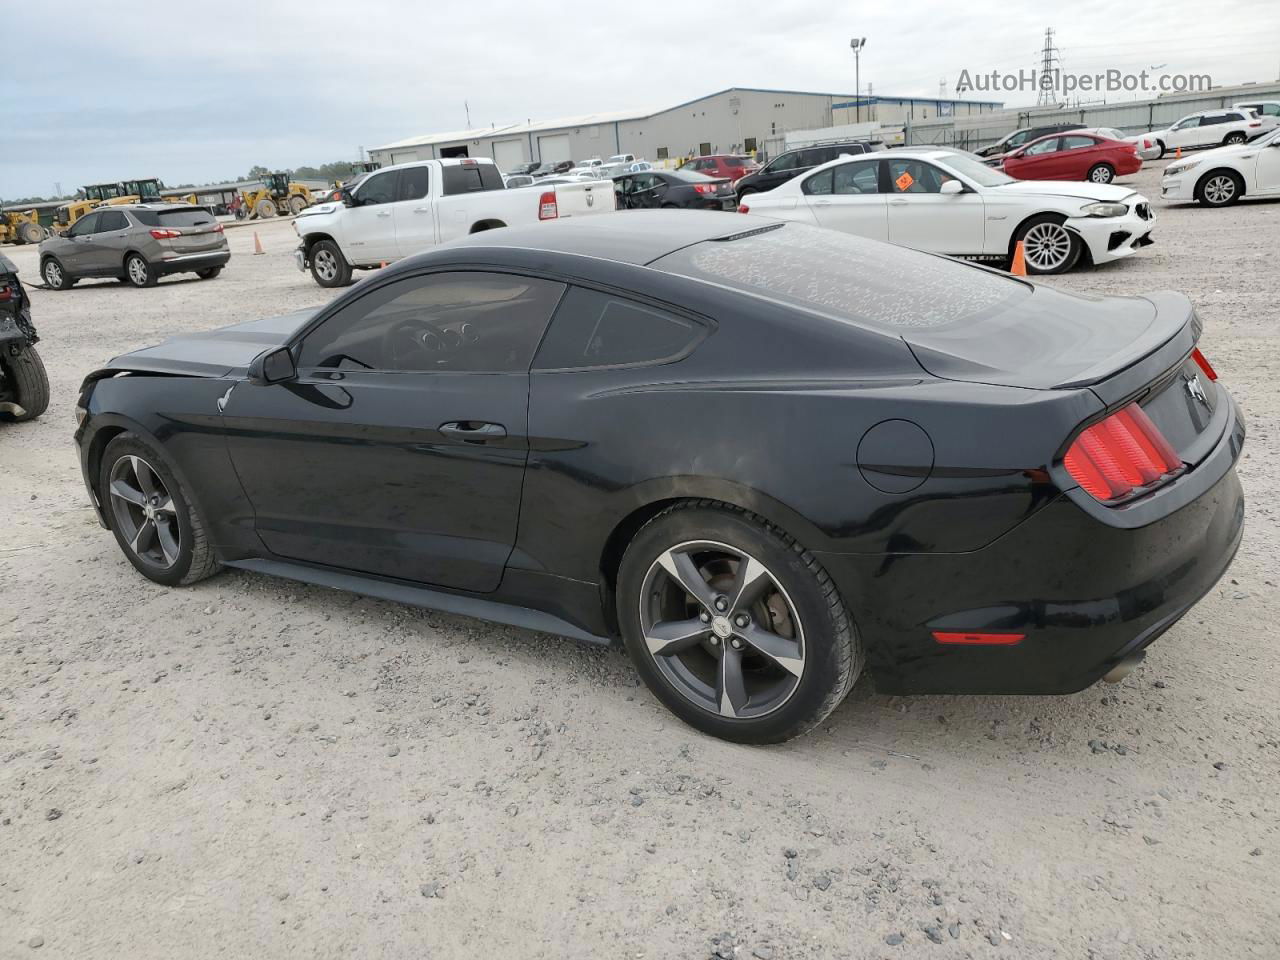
[0,253,49,422]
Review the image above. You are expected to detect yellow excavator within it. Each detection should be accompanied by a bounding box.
[235,172,312,220]
[0,210,45,245]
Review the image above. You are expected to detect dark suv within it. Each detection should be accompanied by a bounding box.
[976,123,1089,158]
[734,142,876,196]
[39,204,230,289]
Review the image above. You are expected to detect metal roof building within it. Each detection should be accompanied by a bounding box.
[368,86,1004,170]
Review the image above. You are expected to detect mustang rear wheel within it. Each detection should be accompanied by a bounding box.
[101,433,220,586]
[618,502,860,743]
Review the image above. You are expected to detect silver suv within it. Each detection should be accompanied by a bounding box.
[39,204,230,289]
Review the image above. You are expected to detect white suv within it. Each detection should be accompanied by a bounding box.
[1137,110,1265,158]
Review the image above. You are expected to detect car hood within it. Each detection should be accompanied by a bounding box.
[103,308,315,378]
[986,179,1139,203]
[1166,141,1252,167]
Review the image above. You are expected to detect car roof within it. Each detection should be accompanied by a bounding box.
[428,209,756,267]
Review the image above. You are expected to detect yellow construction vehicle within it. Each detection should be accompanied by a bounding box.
[237,173,312,220]
[50,178,198,234]
[237,172,312,219]
[0,210,45,245]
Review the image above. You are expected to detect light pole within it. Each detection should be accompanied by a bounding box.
[850,37,867,124]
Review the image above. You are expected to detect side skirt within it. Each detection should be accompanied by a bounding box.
[224,557,613,646]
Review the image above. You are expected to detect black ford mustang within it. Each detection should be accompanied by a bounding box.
[74,212,1245,743]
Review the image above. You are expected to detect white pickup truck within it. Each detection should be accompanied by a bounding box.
[293,157,615,287]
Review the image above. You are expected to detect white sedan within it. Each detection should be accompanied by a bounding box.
[737,149,1155,275]
[1160,127,1280,206]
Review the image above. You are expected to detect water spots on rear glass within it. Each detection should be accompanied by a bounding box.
[663,222,1021,330]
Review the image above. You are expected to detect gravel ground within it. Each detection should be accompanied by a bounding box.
[2,166,1277,959]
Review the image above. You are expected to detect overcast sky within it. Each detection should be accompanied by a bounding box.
[3,0,1278,198]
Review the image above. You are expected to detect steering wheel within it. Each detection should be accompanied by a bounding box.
[380,316,477,367]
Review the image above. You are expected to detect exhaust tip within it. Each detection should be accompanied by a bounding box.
[1102,651,1146,684]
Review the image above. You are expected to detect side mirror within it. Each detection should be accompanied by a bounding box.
[249,346,297,385]
[940,179,964,195]
[340,189,356,207]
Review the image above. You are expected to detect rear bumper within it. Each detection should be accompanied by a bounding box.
[156,251,230,275]
[821,392,1246,695]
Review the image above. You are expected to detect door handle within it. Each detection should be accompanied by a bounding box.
[413,206,431,213]
[812,199,831,205]
[376,211,392,217]
[889,198,908,205]
[439,421,507,443]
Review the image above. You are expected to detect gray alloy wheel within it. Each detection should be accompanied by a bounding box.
[42,258,68,289]
[1020,220,1077,273]
[1088,164,1115,184]
[639,540,805,720]
[126,253,155,288]
[1224,131,1246,145]
[1200,173,1239,206]
[313,247,339,282]
[107,454,181,570]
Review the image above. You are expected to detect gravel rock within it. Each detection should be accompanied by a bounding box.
[885,933,904,946]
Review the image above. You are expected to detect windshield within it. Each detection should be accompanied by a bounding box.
[937,154,1014,187]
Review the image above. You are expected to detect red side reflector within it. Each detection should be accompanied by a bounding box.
[933,631,1024,646]
[213,223,224,233]
[1063,402,1182,503]
[538,190,558,221]
[1191,347,1217,381]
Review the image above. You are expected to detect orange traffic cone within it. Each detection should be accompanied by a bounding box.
[252,232,265,256]
[1175,146,1182,159]
[1010,240,1028,277]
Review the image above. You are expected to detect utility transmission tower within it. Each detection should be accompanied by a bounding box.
[1036,27,1060,106]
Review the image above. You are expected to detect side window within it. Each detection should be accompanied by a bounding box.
[1061,136,1097,151]
[70,212,101,236]
[97,210,128,231]
[1264,104,1280,117]
[397,167,430,201]
[833,161,880,194]
[1006,130,1029,147]
[1024,137,1061,156]
[298,272,566,373]
[354,170,398,206]
[767,152,800,173]
[802,169,833,195]
[1198,114,1225,127]
[534,287,705,370]
[798,148,827,167]
[886,159,948,193]
[1172,116,1198,130]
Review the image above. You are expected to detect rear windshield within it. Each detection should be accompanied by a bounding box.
[652,221,1028,330]
[441,163,505,195]
[130,208,217,227]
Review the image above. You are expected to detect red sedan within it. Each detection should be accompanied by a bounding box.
[678,154,759,182]
[1002,132,1142,184]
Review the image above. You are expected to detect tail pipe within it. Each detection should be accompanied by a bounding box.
[1102,651,1146,684]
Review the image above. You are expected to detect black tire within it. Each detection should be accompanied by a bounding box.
[288,195,307,216]
[616,501,861,744]
[0,347,50,422]
[1223,131,1246,146]
[99,432,221,587]
[1087,163,1115,184]
[1012,213,1081,275]
[124,252,158,288]
[309,239,353,287]
[18,222,43,244]
[196,266,222,280]
[1196,170,1244,207]
[255,198,277,219]
[1155,140,1166,159]
[41,256,74,290]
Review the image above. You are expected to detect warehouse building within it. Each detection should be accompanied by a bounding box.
[368,86,1003,169]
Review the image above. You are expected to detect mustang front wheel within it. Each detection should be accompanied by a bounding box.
[101,433,220,586]
[618,502,860,743]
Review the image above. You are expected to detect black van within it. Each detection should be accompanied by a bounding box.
[734,141,877,196]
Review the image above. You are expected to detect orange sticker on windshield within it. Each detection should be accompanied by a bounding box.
[894,171,914,191]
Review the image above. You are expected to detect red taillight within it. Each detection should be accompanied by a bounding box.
[538,191,558,220]
[213,223,224,233]
[0,283,12,302]
[1191,347,1217,381]
[149,228,180,239]
[737,203,749,214]
[1063,403,1182,503]
[933,631,1025,646]
[693,184,716,195]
